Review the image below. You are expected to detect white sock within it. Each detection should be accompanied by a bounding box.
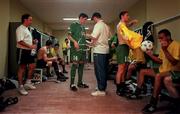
[19,85,24,88]
[26,79,31,84]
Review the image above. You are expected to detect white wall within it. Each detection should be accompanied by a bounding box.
[146,0,180,53]
[0,0,9,78]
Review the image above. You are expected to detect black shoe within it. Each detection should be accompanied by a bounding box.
[57,78,66,82]
[142,103,157,114]
[116,89,125,96]
[57,77,66,82]
[78,83,89,88]
[59,72,69,79]
[47,73,53,77]
[126,93,142,100]
[70,84,78,91]
[4,97,18,106]
[63,70,68,74]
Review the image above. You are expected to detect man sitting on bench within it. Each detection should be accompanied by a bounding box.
[50,43,68,74]
[141,29,180,113]
[37,40,67,82]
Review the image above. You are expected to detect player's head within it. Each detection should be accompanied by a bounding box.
[46,40,53,48]
[79,13,88,25]
[54,43,60,50]
[21,14,32,26]
[91,12,101,23]
[119,11,129,22]
[158,29,172,42]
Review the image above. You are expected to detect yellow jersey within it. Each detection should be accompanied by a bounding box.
[128,48,145,63]
[159,41,180,72]
[117,21,143,49]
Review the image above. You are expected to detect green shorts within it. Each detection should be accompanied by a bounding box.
[116,44,129,64]
[170,71,180,84]
[70,48,86,62]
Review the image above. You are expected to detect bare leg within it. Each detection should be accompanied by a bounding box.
[152,72,169,98]
[116,64,126,83]
[116,64,121,84]
[121,63,128,82]
[126,64,136,80]
[27,63,36,80]
[164,76,179,98]
[137,69,155,88]
[17,64,26,85]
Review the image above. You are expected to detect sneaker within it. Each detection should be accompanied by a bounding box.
[91,90,106,96]
[19,87,28,95]
[70,84,78,91]
[116,88,126,96]
[24,83,36,90]
[78,83,89,88]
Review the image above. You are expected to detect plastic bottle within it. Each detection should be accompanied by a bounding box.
[31,39,38,56]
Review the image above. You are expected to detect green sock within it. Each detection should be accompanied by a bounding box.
[78,64,84,84]
[70,64,77,85]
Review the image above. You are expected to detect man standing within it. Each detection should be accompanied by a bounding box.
[115,11,140,96]
[16,14,36,95]
[87,12,111,96]
[68,13,89,91]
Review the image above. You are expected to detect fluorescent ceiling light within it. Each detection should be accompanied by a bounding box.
[68,27,89,30]
[63,18,78,21]
[63,18,91,21]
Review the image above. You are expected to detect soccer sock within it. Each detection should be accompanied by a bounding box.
[71,64,77,85]
[78,64,84,84]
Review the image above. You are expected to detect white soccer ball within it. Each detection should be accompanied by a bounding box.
[141,40,153,52]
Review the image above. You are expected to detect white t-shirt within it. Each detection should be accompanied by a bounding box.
[91,20,111,54]
[16,25,33,50]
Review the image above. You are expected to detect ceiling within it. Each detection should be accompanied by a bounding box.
[19,0,139,30]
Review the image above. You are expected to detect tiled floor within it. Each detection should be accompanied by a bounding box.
[1,65,168,114]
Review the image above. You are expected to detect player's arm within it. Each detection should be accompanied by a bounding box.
[67,33,79,49]
[162,47,179,65]
[16,29,36,49]
[17,41,36,49]
[67,23,79,49]
[146,50,162,64]
[42,49,57,62]
[127,19,138,27]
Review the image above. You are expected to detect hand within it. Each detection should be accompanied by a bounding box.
[145,50,153,55]
[160,40,168,50]
[111,43,115,48]
[92,38,98,43]
[33,39,38,44]
[74,41,79,49]
[53,56,57,61]
[86,34,91,38]
[31,44,37,49]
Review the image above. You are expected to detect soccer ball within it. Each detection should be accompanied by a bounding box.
[141,40,153,52]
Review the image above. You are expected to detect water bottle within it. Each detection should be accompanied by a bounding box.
[31,49,36,56]
[31,39,38,56]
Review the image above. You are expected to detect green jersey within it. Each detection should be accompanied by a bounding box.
[109,33,118,47]
[69,22,86,50]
